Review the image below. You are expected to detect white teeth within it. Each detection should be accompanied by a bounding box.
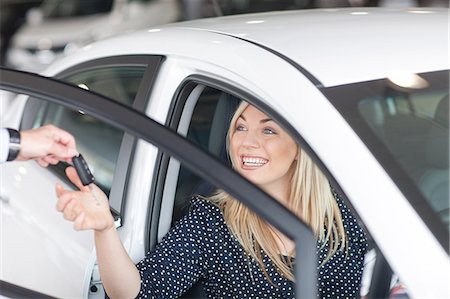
[242,157,268,166]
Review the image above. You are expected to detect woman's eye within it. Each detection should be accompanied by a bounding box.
[263,128,277,135]
[236,125,247,131]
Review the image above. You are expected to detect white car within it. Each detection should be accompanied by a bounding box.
[5,0,180,73]
[1,7,449,299]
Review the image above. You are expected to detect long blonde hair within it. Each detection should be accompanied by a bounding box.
[207,102,347,282]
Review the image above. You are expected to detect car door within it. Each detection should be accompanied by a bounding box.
[0,69,316,298]
[0,56,161,299]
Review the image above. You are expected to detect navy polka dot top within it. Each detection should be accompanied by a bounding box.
[136,192,368,298]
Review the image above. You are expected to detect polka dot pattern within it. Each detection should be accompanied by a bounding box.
[136,192,367,298]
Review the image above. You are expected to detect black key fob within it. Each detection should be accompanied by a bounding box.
[72,154,95,186]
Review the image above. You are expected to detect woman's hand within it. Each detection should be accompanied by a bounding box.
[55,166,114,231]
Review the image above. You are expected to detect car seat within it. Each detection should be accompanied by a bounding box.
[419,95,449,224]
[383,106,434,182]
[173,93,239,222]
[177,93,239,298]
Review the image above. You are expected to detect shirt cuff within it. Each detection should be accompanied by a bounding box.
[0,128,9,163]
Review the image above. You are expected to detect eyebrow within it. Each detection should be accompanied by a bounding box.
[238,115,273,123]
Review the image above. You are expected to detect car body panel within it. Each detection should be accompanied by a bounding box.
[171,7,448,87]
[0,161,94,298]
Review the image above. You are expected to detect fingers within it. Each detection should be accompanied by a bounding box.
[55,178,113,232]
[48,142,78,160]
[74,212,86,231]
[37,155,59,166]
[48,124,77,149]
[55,189,73,212]
[62,198,77,220]
[65,166,89,192]
[36,158,49,167]
[18,124,77,163]
[47,124,78,158]
[55,185,89,230]
[55,183,65,198]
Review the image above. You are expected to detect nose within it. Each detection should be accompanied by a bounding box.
[242,130,260,148]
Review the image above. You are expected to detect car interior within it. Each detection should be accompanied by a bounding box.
[358,90,449,229]
[419,95,449,224]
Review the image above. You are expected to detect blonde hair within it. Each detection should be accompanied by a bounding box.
[207,102,347,282]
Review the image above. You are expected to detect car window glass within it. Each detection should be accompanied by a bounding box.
[325,71,449,238]
[34,66,146,195]
[358,84,449,228]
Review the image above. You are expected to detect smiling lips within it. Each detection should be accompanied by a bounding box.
[241,156,268,168]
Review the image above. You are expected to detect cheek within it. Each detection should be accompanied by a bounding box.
[269,140,297,165]
[229,135,240,166]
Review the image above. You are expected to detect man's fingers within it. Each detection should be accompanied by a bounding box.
[50,125,77,148]
[36,158,49,167]
[48,142,78,160]
[42,155,59,165]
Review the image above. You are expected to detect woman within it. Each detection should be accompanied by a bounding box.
[56,102,367,298]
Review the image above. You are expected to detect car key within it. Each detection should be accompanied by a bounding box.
[72,154,100,205]
[72,154,94,186]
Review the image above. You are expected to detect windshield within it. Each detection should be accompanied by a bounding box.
[41,0,114,19]
[324,70,449,248]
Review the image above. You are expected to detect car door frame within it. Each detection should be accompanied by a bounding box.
[0,67,317,299]
[19,55,163,218]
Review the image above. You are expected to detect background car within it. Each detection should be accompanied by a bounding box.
[5,0,181,73]
[1,7,449,299]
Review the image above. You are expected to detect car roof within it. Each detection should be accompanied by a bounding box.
[171,7,448,86]
[47,7,448,87]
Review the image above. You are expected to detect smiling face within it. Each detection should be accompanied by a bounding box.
[229,104,298,197]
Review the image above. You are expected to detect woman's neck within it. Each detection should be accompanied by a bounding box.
[260,183,290,206]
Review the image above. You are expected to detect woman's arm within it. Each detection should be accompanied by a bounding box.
[95,227,141,299]
[55,167,141,298]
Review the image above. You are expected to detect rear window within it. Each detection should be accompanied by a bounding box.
[324,70,449,248]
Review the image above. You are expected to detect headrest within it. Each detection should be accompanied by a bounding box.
[208,94,240,163]
[434,95,449,126]
[426,95,449,168]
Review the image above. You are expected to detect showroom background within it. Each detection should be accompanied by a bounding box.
[1,0,448,71]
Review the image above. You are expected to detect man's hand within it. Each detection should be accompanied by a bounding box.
[17,124,78,166]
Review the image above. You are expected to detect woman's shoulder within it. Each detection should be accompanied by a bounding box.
[179,196,226,226]
[190,195,222,212]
